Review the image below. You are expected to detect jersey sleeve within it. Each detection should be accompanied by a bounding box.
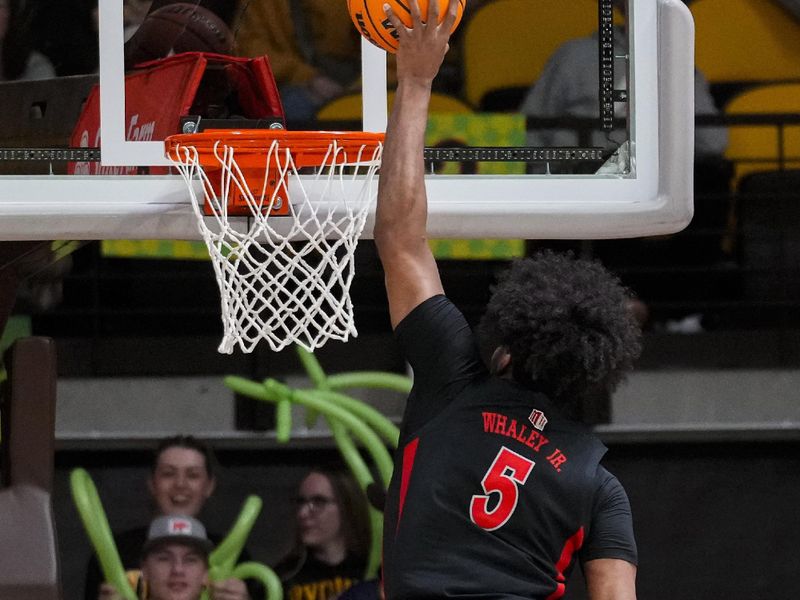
[580,467,638,566]
[394,295,486,436]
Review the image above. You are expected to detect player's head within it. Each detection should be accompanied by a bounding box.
[477,251,641,417]
[140,515,211,600]
[294,468,370,560]
[148,435,218,517]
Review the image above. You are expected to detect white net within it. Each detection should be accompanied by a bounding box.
[168,135,383,354]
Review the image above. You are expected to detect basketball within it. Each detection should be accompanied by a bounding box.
[125,3,233,67]
[347,0,466,53]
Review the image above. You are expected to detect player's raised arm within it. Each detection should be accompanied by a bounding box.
[373,0,460,329]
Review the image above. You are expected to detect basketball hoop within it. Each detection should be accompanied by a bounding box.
[164,129,384,354]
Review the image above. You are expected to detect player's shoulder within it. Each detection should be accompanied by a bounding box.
[590,463,630,505]
[395,294,459,328]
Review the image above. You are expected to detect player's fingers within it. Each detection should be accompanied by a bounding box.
[428,0,441,25]
[408,0,424,28]
[441,0,460,32]
[383,4,406,36]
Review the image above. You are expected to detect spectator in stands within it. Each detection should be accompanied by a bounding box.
[85,435,253,600]
[275,469,371,600]
[233,1,493,121]
[520,0,732,332]
[0,0,55,81]
[520,0,727,161]
[137,515,213,600]
[234,0,362,123]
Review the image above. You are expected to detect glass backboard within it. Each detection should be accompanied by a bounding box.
[0,0,695,241]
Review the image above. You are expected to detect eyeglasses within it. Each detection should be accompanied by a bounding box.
[294,495,337,513]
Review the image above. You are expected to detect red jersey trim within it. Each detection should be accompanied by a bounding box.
[546,526,586,600]
[396,437,420,532]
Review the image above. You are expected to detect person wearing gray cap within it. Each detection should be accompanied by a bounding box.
[138,515,212,600]
[88,435,254,600]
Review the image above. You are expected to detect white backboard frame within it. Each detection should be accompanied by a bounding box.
[0,0,694,241]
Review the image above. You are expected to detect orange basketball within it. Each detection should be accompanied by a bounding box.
[348,0,466,54]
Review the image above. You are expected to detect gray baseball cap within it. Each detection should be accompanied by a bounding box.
[141,515,214,557]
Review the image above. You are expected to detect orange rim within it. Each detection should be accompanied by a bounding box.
[165,129,385,168]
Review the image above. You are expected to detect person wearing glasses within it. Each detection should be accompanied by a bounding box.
[275,469,371,600]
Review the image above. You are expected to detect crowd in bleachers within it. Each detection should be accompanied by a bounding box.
[235,0,800,331]
[3,0,800,331]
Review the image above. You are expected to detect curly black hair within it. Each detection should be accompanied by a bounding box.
[477,251,641,416]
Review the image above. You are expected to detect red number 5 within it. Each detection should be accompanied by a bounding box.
[470,446,535,531]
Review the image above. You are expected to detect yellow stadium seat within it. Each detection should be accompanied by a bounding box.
[461,0,602,109]
[316,91,473,121]
[725,83,800,187]
[692,0,800,84]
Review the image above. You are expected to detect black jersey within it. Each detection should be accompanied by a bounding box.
[383,295,637,600]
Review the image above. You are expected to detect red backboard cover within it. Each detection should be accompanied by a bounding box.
[69,52,285,175]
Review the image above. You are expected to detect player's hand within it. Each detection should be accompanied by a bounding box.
[209,577,250,600]
[384,0,460,85]
[97,582,124,600]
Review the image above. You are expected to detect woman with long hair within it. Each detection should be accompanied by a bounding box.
[277,468,371,600]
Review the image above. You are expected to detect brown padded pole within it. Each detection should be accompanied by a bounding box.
[0,337,61,599]
[2,337,57,490]
[0,486,62,600]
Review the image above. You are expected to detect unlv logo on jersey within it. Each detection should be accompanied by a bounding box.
[528,409,548,431]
